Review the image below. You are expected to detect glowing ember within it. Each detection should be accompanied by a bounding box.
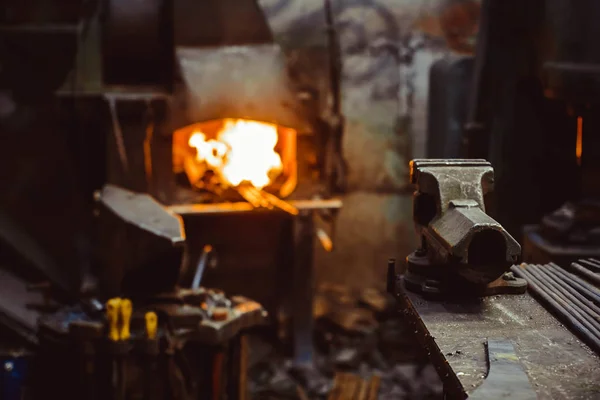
[187,119,283,189]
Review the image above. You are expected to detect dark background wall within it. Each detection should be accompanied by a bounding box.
[258,0,480,289]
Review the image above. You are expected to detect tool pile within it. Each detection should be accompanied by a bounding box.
[511,259,600,353]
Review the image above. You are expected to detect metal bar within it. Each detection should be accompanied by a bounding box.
[511,266,600,352]
[534,265,600,315]
[168,199,343,216]
[567,262,600,286]
[528,265,600,332]
[191,245,213,290]
[548,263,600,306]
[518,267,600,338]
[468,339,536,400]
[576,260,600,273]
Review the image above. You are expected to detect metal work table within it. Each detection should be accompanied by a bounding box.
[398,285,600,399]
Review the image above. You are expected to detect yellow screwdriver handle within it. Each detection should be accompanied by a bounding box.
[106,298,122,342]
[145,311,158,340]
[120,299,132,340]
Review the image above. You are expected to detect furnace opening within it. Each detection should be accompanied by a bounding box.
[173,118,298,200]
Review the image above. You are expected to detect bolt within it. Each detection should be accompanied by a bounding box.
[4,361,13,372]
[503,272,516,281]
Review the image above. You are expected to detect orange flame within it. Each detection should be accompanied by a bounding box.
[187,119,283,189]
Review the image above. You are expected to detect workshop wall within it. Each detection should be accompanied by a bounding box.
[259,0,480,289]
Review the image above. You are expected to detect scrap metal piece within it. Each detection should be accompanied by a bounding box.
[94,184,185,299]
[406,159,523,295]
[469,340,536,400]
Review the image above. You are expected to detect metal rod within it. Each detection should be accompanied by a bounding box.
[540,265,600,311]
[191,245,213,290]
[528,265,600,332]
[547,264,600,307]
[576,260,600,273]
[566,262,600,286]
[511,266,600,352]
[515,266,600,344]
[523,266,600,339]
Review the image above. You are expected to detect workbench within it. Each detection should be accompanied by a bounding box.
[398,284,600,399]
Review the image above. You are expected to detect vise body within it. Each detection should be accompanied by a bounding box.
[405,159,526,296]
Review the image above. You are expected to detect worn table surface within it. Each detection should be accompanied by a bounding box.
[403,289,600,399]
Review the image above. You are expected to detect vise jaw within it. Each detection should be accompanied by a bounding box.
[406,159,522,294]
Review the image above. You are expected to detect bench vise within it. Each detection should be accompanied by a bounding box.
[404,159,527,296]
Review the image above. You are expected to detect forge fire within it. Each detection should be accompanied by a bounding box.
[185,119,283,190]
[172,118,299,214]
